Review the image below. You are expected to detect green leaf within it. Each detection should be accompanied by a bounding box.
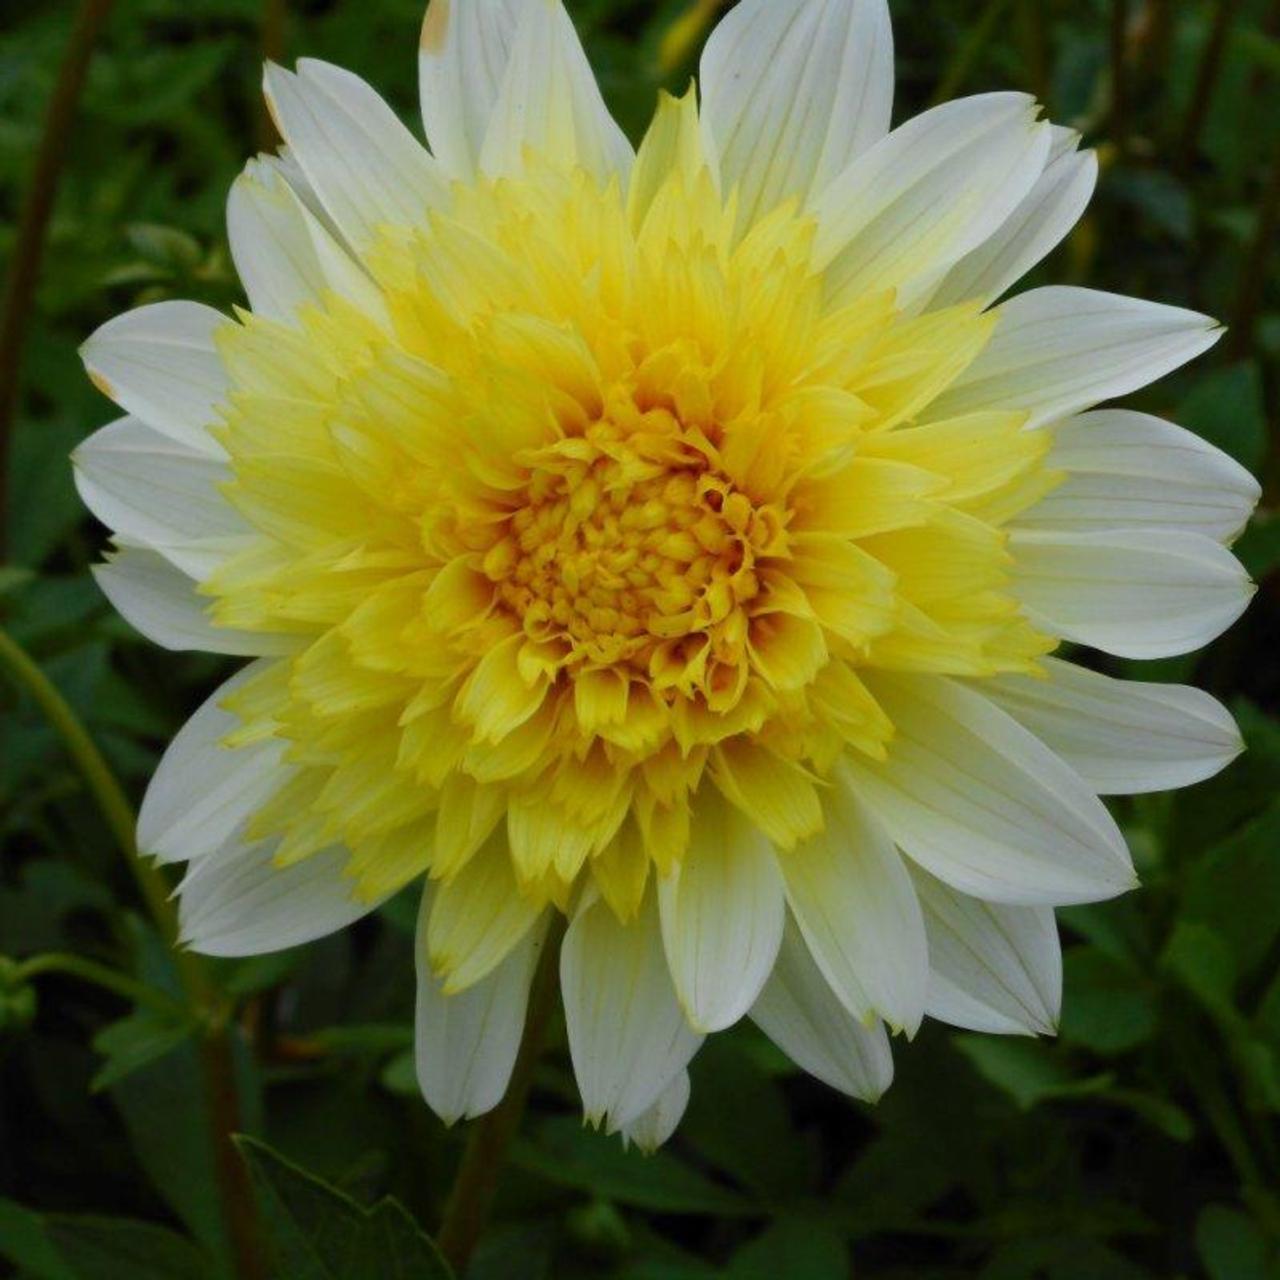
[1058,948,1158,1055]
[513,1117,753,1216]
[953,1037,1109,1110]
[0,1197,76,1280]
[44,1216,213,1280]
[234,1135,454,1280]
[91,1009,196,1092]
[1195,1206,1274,1280]
[725,1218,848,1280]
[1161,922,1237,1018]
[1177,361,1267,473]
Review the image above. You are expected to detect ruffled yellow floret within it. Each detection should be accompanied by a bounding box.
[201,91,1059,966]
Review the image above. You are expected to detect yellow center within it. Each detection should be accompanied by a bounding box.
[203,92,1061,930]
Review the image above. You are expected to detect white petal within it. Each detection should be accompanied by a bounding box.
[179,838,376,956]
[657,792,784,1033]
[928,287,1221,429]
[263,59,447,255]
[779,771,927,1034]
[418,0,521,180]
[618,1069,689,1152]
[479,0,632,183]
[427,831,543,994]
[415,882,547,1125]
[228,159,386,325]
[750,916,893,1103]
[73,415,246,577]
[1011,528,1254,659]
[139,660,291,863]
[561,889,702,1131]
[980,657,1243,795]
[700,0,893,228]
[92,547,298,657]
[911,866,1061,1036]
[1018,410,1261,543]
[846,674,1136,906]
[813,93,1052,307]
[925,127,1097,309]
[80,302,229,455]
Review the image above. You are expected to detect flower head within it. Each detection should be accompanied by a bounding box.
[77,0,1259,1146]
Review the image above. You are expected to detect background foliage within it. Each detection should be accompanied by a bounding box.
[2,0,1279,1276]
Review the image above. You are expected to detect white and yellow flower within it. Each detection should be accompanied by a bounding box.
[75,0,1258,1147]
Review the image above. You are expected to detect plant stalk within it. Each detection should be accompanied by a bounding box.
[436,919,565,1273]
[0,625,264,1279]
[1179,0,1242,171]
[11,952,190,1020]
[0,0,116,561]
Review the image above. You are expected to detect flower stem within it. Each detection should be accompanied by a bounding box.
[436,919,565,1273]
[0,0,115,561]
[1110,0,1129,154]
[1178,0,1243,172]
[10,952,191,1020]
[0,625,265,1279]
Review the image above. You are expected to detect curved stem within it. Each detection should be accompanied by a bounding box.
[0,0,116,561]
[11,952,190,1020]
[0,624,264,1278]
[436,919,565,1273]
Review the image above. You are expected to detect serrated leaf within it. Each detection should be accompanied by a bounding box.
[91,1009,196,1092]
[234,1135,454,1280]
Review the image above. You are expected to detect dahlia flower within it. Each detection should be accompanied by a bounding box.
[75,0,1258,1149]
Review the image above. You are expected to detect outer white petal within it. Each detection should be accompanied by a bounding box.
[139,661,291,864]
[427,832,543,994]
[561,889,702,1131]
[73,416,246,578]
[479,0,632,182]
[911,866,1061,1036]
[415,882,546,1125]
[928,287,1221,429]
[228,159,386,325]
[80,302,229,455]
[750,916,893,1103]
[418,0,521,180]
[618,1070,690,1153]
[779,771,927,1035]
[846,674,1136,906]
[263,59,447,255]
[980,657,1243,795]
[1011,528,1254,659]
[700,0,893,228]
[92,547,298,657]
[178,838,377,956]
[1018,410,1261,544]
[925,126,1097,309]
[812,93,1052,307]
[657,792,785,1033]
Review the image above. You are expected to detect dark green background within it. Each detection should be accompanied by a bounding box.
[2,1,1279,1276]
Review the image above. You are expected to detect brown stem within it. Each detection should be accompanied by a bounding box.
[1178,0,1242,171]
[436,919,565,1273]
[0,0,116,562]
[258,0,287,149]
[1228,137,1280,360]
[1110,0,1129,154]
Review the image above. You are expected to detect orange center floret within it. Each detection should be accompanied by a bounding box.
[481,401,789,708]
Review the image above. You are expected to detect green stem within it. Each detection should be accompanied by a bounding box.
[436,919,565,1273]
[11,952,190,1021]
[0,0,116,561]
[930,0,1011,106]
[0,626,180,951]
[0,625,265,1278]
[1110,0,1129,154]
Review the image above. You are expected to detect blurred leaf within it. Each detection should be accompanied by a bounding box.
[1195,1206,1275,1280]
[953,1037,1108,1110]
[513,1117,753,1216]
[90,1009,196,1092]
[1161,922,1237,1018]
[0,1197,76,1280]
[235,1135,453,1279]
[724,1218,847,1280]
[1105,168,1193,241]
[1058,949,1158,1055]
[44,1216,213,1280]
[1177,362,1267,473]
